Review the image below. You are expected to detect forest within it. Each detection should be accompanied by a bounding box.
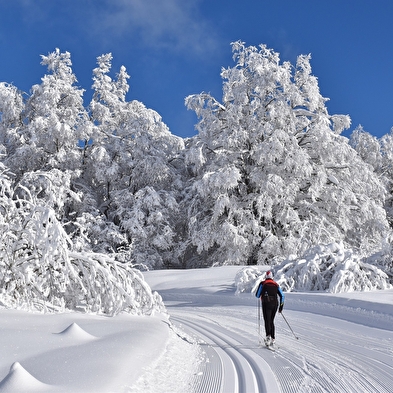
[0,42,392,314]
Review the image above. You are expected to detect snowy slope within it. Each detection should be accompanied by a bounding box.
[0,310,200,392]
[0,266,392,392]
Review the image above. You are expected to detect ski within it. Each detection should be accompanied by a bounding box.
[266,343,279,351]
[258,339,279,351]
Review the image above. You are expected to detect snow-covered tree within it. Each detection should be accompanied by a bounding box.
[234,243,392,293]
[6,49,89,177]
[273,242,391,292]
[349,126,383,171]
[1,44,392,296]
[184,41,389,267]
[379,130,393,232]
[349,126,393,281]
[84,54,185,267]
[88,54,183,202]
[0,165,164,315]
[0,82,24,158]
[85,52,134,213]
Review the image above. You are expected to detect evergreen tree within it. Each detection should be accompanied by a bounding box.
[85,54,185,267]
[7,49,88,177]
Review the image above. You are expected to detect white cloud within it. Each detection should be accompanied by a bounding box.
[95,0,219,55]
[8,0,220,58]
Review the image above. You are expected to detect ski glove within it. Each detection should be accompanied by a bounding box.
[279,303,284,313]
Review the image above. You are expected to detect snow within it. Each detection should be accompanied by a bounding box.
[1,266,393,392]
[0,310,200,393]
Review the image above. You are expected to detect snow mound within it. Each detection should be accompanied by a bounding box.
[55,322,98,343]
[274,243,392,293]
[0,362,51,392]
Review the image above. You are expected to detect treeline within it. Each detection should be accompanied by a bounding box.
[0,42,392,281]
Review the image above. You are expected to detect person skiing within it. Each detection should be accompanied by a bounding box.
[255,270,284,348]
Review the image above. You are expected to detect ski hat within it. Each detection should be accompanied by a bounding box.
[266,271,273,279]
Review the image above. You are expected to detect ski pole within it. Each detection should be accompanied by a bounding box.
[257,299,261,342]
[281,312,299,340]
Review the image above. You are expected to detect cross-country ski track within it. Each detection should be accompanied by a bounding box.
[145,266,393,393]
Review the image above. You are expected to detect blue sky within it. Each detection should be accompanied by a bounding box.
[0,0,392,139]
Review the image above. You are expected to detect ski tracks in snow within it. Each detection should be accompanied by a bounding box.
[172,316,279,393]
[171,310,393,393]
[276,313,393,393]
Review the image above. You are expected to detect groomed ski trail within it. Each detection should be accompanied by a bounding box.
[173,315,280,393]
[172,310,393,393]
[145,268,393,393]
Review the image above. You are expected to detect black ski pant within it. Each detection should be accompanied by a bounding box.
[262,302,278,339]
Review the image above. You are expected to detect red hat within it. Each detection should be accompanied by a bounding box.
[266,271,273,279]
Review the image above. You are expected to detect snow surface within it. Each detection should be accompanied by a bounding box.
[1,266,393,392]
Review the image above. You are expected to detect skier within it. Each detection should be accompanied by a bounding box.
[255,271,284,348]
